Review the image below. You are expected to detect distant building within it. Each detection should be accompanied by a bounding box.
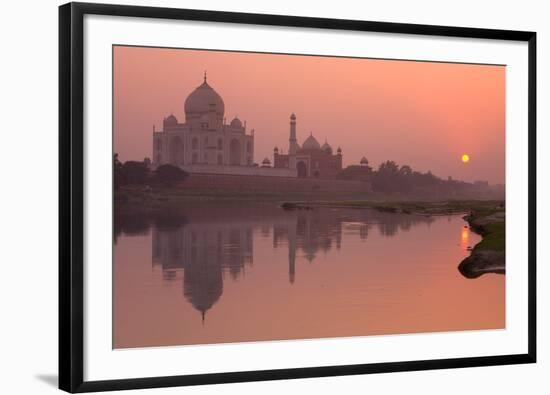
[273,113,343,179]
[474,180,489,187]
[261,157,272,168]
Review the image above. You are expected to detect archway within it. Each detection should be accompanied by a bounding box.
[229,139,241,165]
[297,161,308,178]
[169,136,184,165]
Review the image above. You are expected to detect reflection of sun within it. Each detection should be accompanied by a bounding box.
[460,227,469,250]
[462,154,470,163]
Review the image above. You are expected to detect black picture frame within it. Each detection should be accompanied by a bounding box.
[59,2,537,393]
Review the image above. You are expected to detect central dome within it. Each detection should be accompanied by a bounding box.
[302,134,321,150]
[184,76,225,120]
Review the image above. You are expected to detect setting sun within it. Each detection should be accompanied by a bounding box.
[462,154,470,163]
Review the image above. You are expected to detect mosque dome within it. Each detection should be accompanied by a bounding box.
[164,114,178,126]
[230,117,243,128]
[360,156,369,165]
[184,75,225,120]
[302,134,321,150]
[321,140,333,154]
[290,113,296,120]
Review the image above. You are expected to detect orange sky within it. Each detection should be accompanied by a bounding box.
[113,45,505,184]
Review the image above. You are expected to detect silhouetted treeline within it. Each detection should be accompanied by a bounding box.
[372,160,439,193]
[113,208,189,244]
[369,160,503,199]
[114,154,189,189]
[114,153,503,200]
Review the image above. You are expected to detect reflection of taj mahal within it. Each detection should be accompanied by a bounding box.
[144,205,433,321]
[152,74,343,178]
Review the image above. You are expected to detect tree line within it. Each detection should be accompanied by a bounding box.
[373,160,438,193]
[370,160,490,196]
[114,154,188,189]
[114,154,498,198]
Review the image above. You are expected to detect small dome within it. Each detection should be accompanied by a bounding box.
[164,114,178,126]
[302,134,321,150]
[261,157,271,168]
[360,156,369,165]
[184,75,225,120]
[274,146,279,152]
[337,146,342,154]
[321,140,333,154]
[290,113,296,120]
[230,117,243,128]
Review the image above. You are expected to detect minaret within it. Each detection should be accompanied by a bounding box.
[289,113,298,170]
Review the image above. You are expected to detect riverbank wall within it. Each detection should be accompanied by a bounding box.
[176,173,373,198]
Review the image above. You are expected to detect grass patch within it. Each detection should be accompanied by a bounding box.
[471,221,505,252]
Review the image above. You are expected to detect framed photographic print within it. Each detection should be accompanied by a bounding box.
[59,2,536,393]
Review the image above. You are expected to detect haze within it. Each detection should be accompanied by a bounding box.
[113,46,505,184]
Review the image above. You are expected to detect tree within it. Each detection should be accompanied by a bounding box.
[122,160,149,185]
[154,164,189,186]
[399,164,412,176]
[114,153,123,189]
[373,160,401,193]
[378,160,399,175]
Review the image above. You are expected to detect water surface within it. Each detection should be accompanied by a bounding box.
[114,202,504,348]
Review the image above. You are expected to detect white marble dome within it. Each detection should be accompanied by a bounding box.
[230,117,243,128]
[164,114,178,126]
[184,77,225,120]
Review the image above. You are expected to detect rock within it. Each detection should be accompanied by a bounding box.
[458,250,505,279]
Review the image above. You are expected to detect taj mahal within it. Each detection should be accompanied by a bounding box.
[152,74,343,179]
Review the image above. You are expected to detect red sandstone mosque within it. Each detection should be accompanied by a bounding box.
[273,112,342,179]
[152,74,345,179]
